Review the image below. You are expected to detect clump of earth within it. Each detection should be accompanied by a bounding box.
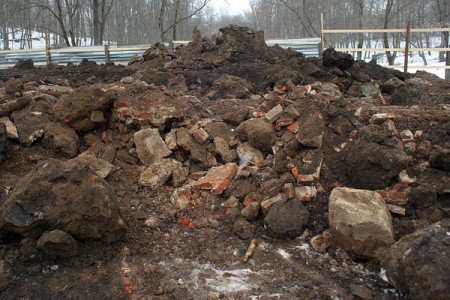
[0,25,449,299]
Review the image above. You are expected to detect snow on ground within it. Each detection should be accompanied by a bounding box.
[1,29,447,78]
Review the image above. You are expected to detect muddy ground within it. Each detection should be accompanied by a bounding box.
[0,26,449,299]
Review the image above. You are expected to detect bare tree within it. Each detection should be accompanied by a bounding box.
[91,0,114,45]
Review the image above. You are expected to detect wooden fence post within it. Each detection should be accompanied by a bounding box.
[45,29,51,65]
[404,21,411,73]
[321,13,325,54]
[104,45,110,64]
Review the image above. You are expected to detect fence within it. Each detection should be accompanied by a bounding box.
[0,38,321,69]
[321,24,450,73]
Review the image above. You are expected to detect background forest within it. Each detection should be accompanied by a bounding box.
[0,0,448,57]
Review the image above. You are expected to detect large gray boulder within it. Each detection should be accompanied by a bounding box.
[328,187,395,260]
[381,219,450,300]
[346,140,409,189]
[0,159,125,242]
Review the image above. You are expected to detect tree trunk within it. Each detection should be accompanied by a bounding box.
[0,1,10,50]
[445,33,450,79]
[92,0,100,45]
[56,0,71,47]
[159,0,167,42]
[384,0,396,65]
[356,0,364,60]
[172,0,181,41]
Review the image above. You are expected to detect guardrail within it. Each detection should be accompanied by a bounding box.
[321,25,450,73]
[0,38,321,69]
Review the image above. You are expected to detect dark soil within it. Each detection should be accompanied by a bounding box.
[0,25,449,299]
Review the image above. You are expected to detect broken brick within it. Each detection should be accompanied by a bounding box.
[377,188,409,206]
[265,104,283,123]
[261,193,288,215]
[287,122,300,133]
[274,119,294,131]
[188,125,209,143]
[243,195,253,206]
[194,163,237,194]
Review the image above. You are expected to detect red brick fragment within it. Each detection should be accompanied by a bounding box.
[194,163,237,194]
[287,122,300,133]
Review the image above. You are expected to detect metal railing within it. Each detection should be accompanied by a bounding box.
[321,26,450,73]
[0,38,321,69]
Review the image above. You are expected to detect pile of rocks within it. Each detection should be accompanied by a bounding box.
[0,25,449,299]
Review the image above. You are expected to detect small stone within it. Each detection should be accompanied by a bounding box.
[397,170,417,184]
[72,154,113,178]
[233,219,255,240]
[263,199,310,239]
[414,130,423,140]
[382,120,398,136]
[369,112,395,124]
[50,265,59,271]
[90,110,105,123]
[386,204,406,215]
[235,118,276,153]
[120,76,135,84]
[283,183,295,199]
[241,201,260,221]
[237,142,264,165]
[310,230,332,253]
[37,229,79,258]
[294,186,317,202]
[0,117,18,139]
[400,130,414,142]
[145,216,161,229]
[165,130,178,150]
[222,195,239,208]
[214,137,237,163]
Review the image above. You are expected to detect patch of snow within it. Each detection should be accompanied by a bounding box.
[158,259,273,295]
[277,248,291,260]
[379,268,389,282]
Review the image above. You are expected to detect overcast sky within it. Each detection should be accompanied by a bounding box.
[211,0,251,15]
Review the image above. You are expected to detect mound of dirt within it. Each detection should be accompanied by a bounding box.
[0,25,449,299]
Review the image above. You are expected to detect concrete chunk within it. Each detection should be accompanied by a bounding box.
[134,128,172,166]
[328,187,395,260]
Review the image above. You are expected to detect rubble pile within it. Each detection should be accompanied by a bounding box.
[0,25,449,299]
